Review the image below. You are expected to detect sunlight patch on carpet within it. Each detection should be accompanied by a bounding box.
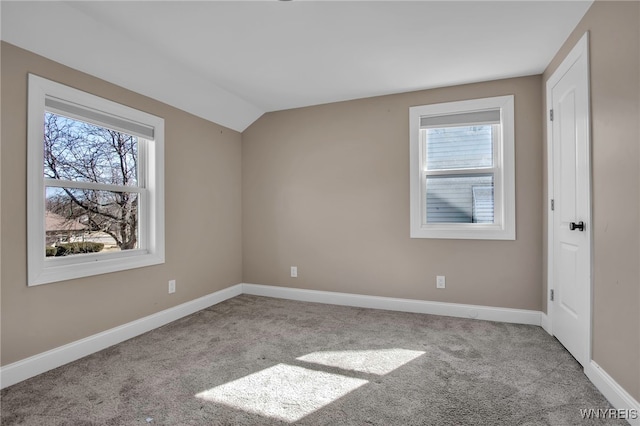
[195,363,368,423]
[296,348,425,375]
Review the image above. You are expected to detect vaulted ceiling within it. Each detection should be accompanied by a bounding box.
[1,1,593,132]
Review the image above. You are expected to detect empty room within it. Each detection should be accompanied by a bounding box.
[1,1,639,424]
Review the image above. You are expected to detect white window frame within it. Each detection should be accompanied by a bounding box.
[409,95,515,240]
[27,74,165,286]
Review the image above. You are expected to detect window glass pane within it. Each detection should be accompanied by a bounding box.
[44,112,138,186]
[426,125,493,170]
[45,187,139,255]
[426,175,494,223]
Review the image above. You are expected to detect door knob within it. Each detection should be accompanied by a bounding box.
[569,221,584,231]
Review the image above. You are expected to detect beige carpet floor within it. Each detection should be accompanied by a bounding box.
[1,294,625,425]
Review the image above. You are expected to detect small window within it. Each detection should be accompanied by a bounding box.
[28,75,165,285]
[409,96,515,240]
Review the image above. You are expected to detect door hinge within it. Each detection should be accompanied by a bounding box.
[549,109,554,121]
[551,199,555,211]
[550,289,555,301]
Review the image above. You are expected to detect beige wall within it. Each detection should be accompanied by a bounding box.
[243,76,543,310]
[0,42,243,365]
[542,1,640,400]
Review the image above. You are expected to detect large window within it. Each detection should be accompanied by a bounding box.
[409,96,515,240]
[28,75,165,285]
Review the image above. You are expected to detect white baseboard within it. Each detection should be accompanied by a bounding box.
[540,312,552,335]
[585,361,640,426]
[245,283,640,425]
[0,282,543,390]
[4,281,638,426]
[242,283,543,326]
[0,284,243,389]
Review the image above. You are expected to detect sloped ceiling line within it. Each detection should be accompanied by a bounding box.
[1,1,593,132]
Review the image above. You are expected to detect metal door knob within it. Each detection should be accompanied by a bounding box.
[569,221,584,231]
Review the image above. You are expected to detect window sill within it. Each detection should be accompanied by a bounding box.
[410,224,515,240]
[28,250,165,286]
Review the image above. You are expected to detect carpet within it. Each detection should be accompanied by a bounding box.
[1,294,625,425]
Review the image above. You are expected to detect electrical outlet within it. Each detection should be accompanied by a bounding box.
[168,279,176,294]
[436,275,446,289]
[290,266,298,278]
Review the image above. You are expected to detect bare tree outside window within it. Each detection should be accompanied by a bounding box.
[44,112,140,254]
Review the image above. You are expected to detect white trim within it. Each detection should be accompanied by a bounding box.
[409,95,515,240]
[545,32,592,365]
[245,283,639,425]
[540,312,552,335]
[242,283,541,325]
[585,361,640,426]
[3,281,638,425]
[0,284,242,389]
[27,74,165,286]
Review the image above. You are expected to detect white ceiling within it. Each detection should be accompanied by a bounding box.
[1,1,593,132]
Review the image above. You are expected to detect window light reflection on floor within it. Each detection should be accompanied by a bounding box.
[195,348,425,423]
[195,363,368,423]
[296,348,425,375]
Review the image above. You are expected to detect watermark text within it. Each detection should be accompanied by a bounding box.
[579,408,638,420]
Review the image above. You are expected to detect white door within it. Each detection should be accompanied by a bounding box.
[548,33,591,366]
